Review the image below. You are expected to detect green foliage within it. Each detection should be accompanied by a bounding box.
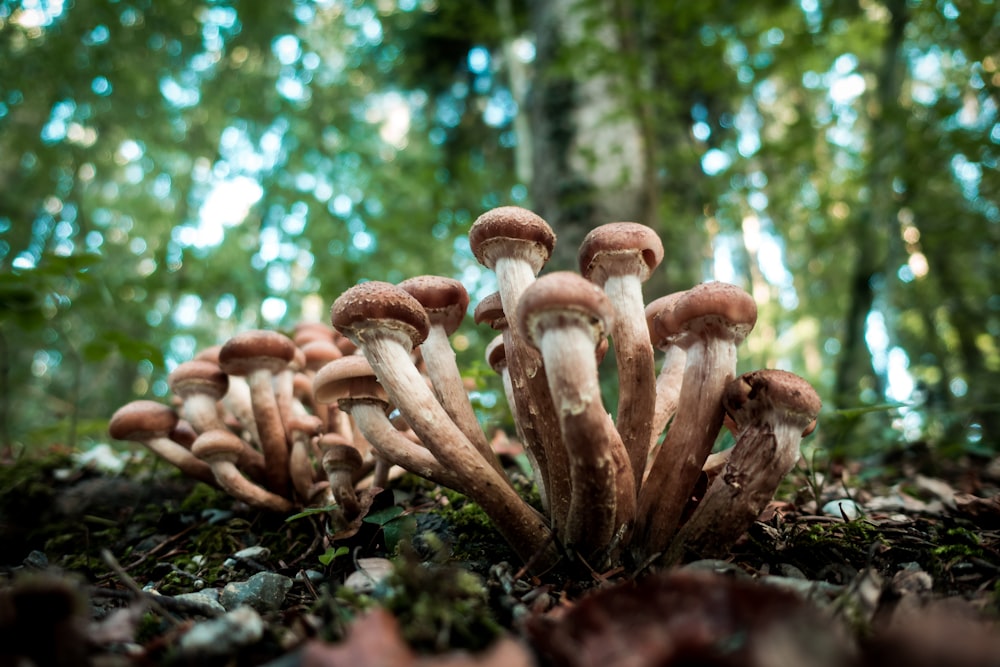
[1,0,997,459]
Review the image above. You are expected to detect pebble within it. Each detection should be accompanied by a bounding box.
[224,545,270,568]
[178,606,264,655]
[822,498,864,520]
[344,557,394,594]
[220,572,293,612]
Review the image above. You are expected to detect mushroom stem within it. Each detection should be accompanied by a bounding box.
[322,445,363,518]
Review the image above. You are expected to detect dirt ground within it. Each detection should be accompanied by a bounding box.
[2,442,999,666]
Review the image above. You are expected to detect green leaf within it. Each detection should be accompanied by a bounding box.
[362,505,405,526]
[318,545,349,566]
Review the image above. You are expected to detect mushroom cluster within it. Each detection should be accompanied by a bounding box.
[110,325,379,528]
[321,206,820,573]
[108,205,820,575]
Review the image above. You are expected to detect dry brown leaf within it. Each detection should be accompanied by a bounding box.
[526,570,855,667]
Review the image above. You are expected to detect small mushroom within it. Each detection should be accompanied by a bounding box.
[109,401,216,486]
[518,272,636,565]
[663,370,821,563]
[579,222,664,489]
[219,330,297,496]
[634,281,757,561]
[313,355,460,489]
[168,359,267,481]
[286,413,324,504]
[191,429,294,512]
[322,444,364,518]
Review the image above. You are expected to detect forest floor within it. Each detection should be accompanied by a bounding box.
[2,440,1000,667]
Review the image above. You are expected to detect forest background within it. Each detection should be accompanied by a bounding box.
[1,0,997,465]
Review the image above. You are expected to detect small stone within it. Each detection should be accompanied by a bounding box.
[178,606,264,655]
[296,569,325,583]
[220,572,293,612]
[344,557,394,594]
[224,545,270,568]
[822,498,863,520]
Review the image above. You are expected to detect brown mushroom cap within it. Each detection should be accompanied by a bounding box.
[468,206,556,273]
[473,292,507,329]
[168,360,229,400]
[321,444,364,474]
[300,339,343,372]
[330,281,430,349]
[313,355,389,405]
[645,291,688,349]
[109,401,179,441]
[398,275,470,335]
[722,369,822,433]
[485,334,506,372]
[191,429,246,463]
[516,271,614,350]
[578,222,665,284]
[218,330,297,376]
[655,281,757,344]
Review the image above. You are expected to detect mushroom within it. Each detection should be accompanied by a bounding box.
[643,291,689,467]
[397,275,502,474]
[321,444,365,518]
[191,429,294,512]
[168,359,267,482]
[579,222,664,489]
[634,281,757,561]
[286,413,324,504]
[314,355,461,489]
[331,281,558,570]
[109,401,216,486]
[517,272,636,564]
[469,207,569,528]
[663,370,821,563]
[219,330,297,496]
[194,345,260,446]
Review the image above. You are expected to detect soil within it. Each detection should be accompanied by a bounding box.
[2,442,999,666]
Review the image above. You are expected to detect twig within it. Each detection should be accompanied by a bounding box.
[101,549,182,627]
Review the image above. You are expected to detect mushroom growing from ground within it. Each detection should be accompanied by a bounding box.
[517,272,636,565]
[219,330,297,496]
[189,429,294,512]
[634,281,757,563]
[578,222,664,488]
[663,369,821,563]
[469,207,570,531]
[109,401,217,486]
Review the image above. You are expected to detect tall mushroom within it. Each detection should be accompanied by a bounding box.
[219,330,297,496]
[663,370,821,563]
[109,401,216,486]
[634,281,757,562]
[469,206,570,529]
[518,272,636,565]
[331,281,558,571]
[578,222,664,489]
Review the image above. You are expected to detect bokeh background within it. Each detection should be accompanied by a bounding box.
[1,0,997,462]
